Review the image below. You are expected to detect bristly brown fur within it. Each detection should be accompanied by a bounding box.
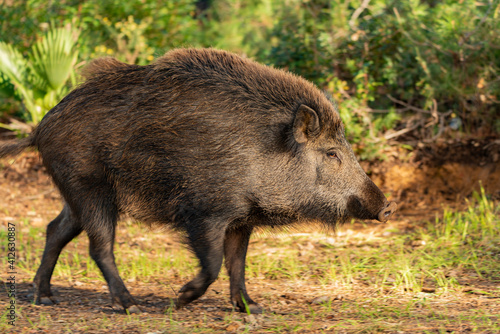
[0,136,35,158]
[81,57,132,79]
[151,48,343,133]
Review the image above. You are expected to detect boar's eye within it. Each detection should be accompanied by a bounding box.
[326,151,340,161]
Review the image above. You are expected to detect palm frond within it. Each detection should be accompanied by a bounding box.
[0,41,28,89]
[0,41,36,116]
[30,26,79,92]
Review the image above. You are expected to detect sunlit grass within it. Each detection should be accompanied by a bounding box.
[245,187,499,295]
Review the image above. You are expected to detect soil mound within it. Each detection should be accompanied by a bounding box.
[362,138,500,220]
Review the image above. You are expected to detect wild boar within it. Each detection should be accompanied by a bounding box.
[0,48,396,314]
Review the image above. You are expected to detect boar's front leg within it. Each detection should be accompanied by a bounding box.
[224,225,262,314]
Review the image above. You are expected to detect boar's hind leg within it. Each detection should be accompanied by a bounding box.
[224,226,262,314]
[177,222,226,308]
[33,204,82,305]
[87,221,140,313]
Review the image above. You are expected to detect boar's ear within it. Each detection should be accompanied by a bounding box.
[293,104,320,144]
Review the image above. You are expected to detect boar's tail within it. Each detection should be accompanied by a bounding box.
[0,135,35,158]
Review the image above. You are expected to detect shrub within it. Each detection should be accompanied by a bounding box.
[0,25,79,126]
[258,0,500,144]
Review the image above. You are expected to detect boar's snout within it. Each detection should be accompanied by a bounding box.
[346,195,397,222]
[377,201,397,222]
[345,175,397,222]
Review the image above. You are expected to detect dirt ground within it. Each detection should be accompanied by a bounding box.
[1,138,499,333]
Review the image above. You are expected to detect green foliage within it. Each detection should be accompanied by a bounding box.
[0,0,200,60]
[0,25,79,125]
[390,0,500,133]
[196,0,276,55]
[257,0,500,152]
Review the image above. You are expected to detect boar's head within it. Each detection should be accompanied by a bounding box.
[281,103,397,224]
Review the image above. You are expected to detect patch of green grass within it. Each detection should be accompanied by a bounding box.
[245,187,499,297]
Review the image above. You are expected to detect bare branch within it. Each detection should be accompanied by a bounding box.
[362,107,411,113]
[387,95,432,114]
[349,0,371,30]
[384,123,420,140]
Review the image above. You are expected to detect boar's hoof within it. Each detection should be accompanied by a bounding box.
[126,305,142,314]
[378,201,397,222]
[111,302,123,311]
[239,303,263,314]
[38,296,58,305]
[112,302,142,314]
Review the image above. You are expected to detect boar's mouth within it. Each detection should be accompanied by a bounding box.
[346,195,397,222]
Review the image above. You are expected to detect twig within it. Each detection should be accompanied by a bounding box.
[362,106,411,113]
[0,118,33,134]
[384,124,420,140]
[484,139,500,149]
[19,189,55,201]
[431,104,453,140]
[387,95,432,114]
[349,0,371,30]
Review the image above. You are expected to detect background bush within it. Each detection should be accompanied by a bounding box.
[1,0,498,159]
